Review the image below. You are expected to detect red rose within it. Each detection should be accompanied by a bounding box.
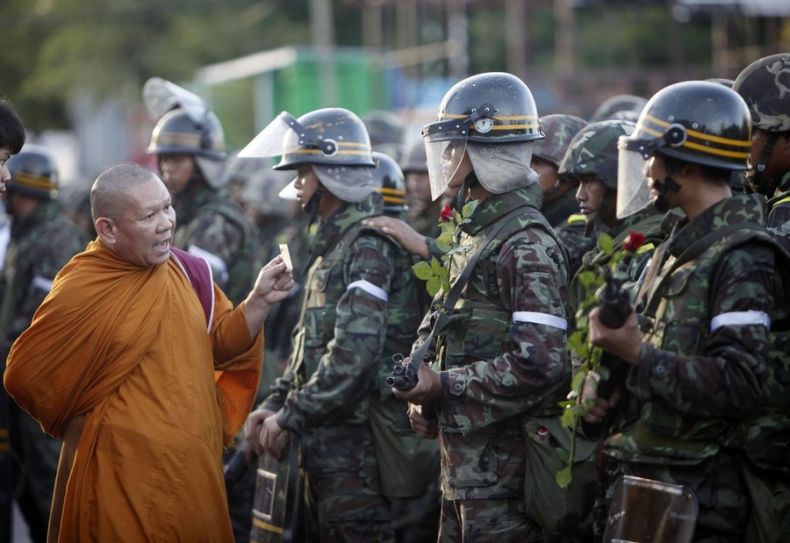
[623,231,646,252]
[439,203,453,222]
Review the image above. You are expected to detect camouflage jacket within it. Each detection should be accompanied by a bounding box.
[0,201,85,355]
[555,213,595,277]
[603,194,785,465]
[262,193,424,434]
[173,187,260,304]
[412,183,570,500]
[541,188,580,229]
[766,171,790,252]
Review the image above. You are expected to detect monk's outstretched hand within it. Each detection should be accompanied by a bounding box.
[242,256,295,336]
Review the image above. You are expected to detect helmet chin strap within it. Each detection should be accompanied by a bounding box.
[454,171,479,211]
[651,175,682,213]
[304,186,324,224]
[750,132,778,196]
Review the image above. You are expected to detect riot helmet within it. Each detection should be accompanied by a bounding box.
[617,80,751,218]
[534,114,589,168]
[371,151,407,215]
[240,108,376,204]
[422,72,543,200]
[146,108,228,189]
[590,94,647,123]
[362,110,406,147]
[733,53,790,193]
[6,144,59,200]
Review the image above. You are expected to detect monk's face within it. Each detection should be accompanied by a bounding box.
[114,177,176,267]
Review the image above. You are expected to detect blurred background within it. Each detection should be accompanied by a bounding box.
[1,0,788,189]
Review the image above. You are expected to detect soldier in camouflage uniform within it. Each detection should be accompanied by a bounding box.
[400,140,443,238]
[587,81,788,542]
[1,146,85,542]
[589,94,646,124]
[555,120,637,277]
[0,99,27,543]
[241,107,431,542]
[532,114,588,227]
[144,79,259,305]
[734,53,790,245]
[394,72,570,542]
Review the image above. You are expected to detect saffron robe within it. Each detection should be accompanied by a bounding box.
[4,240,262,542]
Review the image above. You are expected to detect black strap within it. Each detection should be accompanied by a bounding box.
[643,221,764,319]
[410,205,535,365]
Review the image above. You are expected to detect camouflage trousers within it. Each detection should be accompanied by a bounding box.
[741,460,790,543]
[302,422,394,543]
[596,451,748,543]
[438,496,542,543]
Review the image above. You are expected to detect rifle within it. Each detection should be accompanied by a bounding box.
[591,267,633,400]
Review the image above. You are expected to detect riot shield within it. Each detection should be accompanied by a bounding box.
[604,475,698,543]
[250,435,304,543]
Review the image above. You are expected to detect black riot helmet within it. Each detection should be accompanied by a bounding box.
[617,81,752,217]
[733,53,790,194]
[422,72,543,200]
[146,108,228,189]
[590,94,647,123]
[6,144,59,200]
[400,140,428,175]
[240,108,376,204]
[371,151,407,216]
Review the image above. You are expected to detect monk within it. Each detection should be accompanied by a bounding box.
[3,163,294,543]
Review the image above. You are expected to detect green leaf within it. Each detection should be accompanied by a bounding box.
[462,200,479,217]
[430,257,443,274]
[426,277,441,297]
[556,466,573,489]
[412,261,432,280]
[561,408,576,428]
[597,233,614,255]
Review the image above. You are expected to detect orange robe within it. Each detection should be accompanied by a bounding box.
[4,240,262,542]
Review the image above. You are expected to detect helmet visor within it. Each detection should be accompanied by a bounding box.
[239,112,306,159]
[616,136,653,219]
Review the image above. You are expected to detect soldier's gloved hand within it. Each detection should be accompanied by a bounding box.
[244,407,275,459]
[260,415,286,460]
[362,216,430,260]
[408,403,438,439]
[588,307,641,365]
[393,363,442,404]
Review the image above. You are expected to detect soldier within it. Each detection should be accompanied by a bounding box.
[1,145,85,542]
[586,81,787,542]
[392,72,570,541]
[733,53,790,238]
[400,140,443,238]
[532,114,588,227]
[0,98,26,543]
[145,81,260,304]
[241,107,431,542]
[555,120,637,276]
[363,109,407,163]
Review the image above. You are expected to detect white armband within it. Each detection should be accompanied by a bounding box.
[512,311,568,331]
[710,310,770,332]
[347,280,388,302]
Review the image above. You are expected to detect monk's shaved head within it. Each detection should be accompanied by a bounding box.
[91,163,161,222]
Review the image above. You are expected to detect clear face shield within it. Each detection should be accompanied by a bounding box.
[239,112,338,161]
[616,135,654,219]
[422,119,470,202]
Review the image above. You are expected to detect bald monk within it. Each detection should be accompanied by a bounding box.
[3,163,294,543]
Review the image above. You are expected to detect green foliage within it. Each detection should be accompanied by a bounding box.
[412,201,478,299]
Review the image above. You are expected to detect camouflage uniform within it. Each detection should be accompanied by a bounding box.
[542,190,581,229]
[262,192,429,542]
[173,187,260,305]
[0,199,85,542]
[601,194,785,541]
[412,183,570,541]
[555,214,594,278]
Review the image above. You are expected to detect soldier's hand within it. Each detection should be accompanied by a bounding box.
[588,307,641,365]
[393,363,442,404]
[583,387,622,425]
[408,403,438,439]
[244,407,275,458]
[362,216,430,260]
[260,415,286,460]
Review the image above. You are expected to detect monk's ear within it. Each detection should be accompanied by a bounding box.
[95,217,117,246]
